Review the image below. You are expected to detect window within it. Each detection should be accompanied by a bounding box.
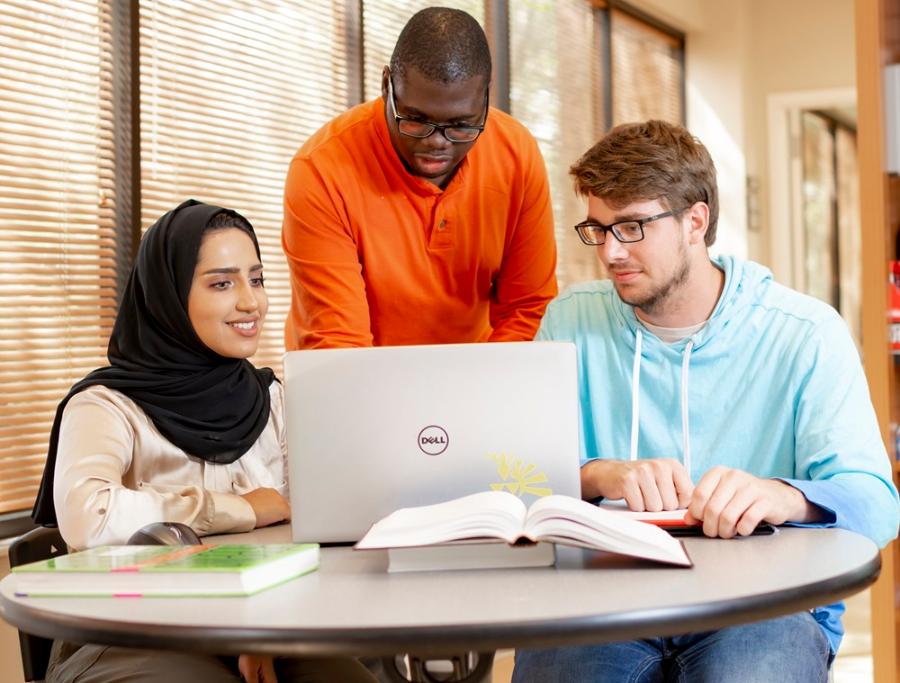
[139,0,351,373]
[801,110,861,346]
[361,0,484,102]
[510,0,603,290]
[0,1,121,517]
[1,0,685,521]
[509,1,684,290]
[609,7,684,126]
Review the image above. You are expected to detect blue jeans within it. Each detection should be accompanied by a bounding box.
[512,612,831,683]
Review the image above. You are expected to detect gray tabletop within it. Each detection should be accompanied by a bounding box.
[0,526,880,657]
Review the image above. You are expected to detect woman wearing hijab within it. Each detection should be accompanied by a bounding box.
[32,200,375,683]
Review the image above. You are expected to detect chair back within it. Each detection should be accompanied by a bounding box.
[9,526,67,682]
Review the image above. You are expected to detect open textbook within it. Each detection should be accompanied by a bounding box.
[355,491,692,570]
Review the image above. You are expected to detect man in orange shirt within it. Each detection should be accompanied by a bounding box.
[282,7,557,349]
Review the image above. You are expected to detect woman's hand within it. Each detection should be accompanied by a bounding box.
[240,488,291,528]
[238,654,278,683]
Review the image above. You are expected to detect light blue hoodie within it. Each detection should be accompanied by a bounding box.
[537,254,899,653]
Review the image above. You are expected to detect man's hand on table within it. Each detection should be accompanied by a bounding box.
[685,466,825,538]
[580,458,693,511]
[582,459,825,538]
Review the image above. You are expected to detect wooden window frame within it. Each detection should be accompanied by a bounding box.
[594,0,686,128]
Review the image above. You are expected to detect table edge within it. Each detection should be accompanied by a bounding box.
[0,547,880,657]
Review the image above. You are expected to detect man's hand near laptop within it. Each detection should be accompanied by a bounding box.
[582,459,825,538]
[582,458,693,511]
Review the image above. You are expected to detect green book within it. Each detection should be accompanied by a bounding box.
[12,543,319,598]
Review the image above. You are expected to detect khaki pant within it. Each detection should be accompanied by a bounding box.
[46,640,378,683]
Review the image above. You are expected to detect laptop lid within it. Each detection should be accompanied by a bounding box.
[284,341,581,543]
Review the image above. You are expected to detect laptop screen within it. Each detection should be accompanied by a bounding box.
[284,341,581,543]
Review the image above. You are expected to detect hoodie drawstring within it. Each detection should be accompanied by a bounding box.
[680,340,693,476]
[628,329,693,477]
[629,328,643,461]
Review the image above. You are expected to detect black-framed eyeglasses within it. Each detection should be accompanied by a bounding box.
[574,207,689,246]
[387,74,488,143]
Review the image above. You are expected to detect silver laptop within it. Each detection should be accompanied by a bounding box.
[284,341,581,543]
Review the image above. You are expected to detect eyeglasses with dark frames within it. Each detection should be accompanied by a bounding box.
[387,74,488,144]
[574,207,690,246]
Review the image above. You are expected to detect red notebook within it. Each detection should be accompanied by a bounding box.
[597,502,696,528]
[597,501,776,536]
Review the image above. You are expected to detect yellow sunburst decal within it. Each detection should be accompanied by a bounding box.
[486,453,552,497]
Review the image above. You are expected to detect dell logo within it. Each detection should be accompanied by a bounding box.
[418,425,449,456]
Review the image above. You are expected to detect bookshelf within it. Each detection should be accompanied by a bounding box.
[856,0,900,680]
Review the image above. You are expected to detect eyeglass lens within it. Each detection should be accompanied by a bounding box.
[397,120,481,142]
[389,75,485,143]
[578,222,643,245]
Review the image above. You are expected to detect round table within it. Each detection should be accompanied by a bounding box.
[0,525,880,657]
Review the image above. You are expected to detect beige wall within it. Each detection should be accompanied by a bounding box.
[630,0,856,271]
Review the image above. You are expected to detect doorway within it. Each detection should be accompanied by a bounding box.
[767,89,861,347]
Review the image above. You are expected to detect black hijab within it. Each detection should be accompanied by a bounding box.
[32,199,275,526]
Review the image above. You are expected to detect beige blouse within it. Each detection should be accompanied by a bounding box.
[53,382,288,551]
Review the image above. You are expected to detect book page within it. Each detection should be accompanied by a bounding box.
[355,491,528,549]
[525,496,667,543]
[524,495,691,566]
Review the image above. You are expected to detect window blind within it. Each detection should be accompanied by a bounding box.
[801,111,838,309]
[610,8,684,126]
[362,0,485,102]
[801,112,862,347]
[510,0,604,290]
[0,0,119,515]
[139,0,351,375]
[2,0,686,519]
[835,125,861,348]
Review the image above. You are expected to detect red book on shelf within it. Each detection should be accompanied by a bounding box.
[890,260,900,354]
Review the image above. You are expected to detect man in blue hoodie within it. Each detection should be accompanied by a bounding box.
[512,120,899,683]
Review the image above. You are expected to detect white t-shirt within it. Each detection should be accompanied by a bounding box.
[638,318,707,344]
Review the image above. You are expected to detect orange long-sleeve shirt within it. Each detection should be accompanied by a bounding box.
[282,98,557,349]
